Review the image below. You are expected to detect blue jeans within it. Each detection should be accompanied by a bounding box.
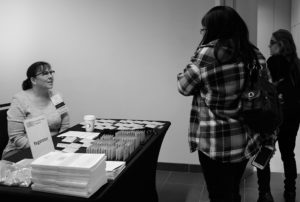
[198,151,249,202]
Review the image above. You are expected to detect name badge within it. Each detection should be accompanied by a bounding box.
[50,94,68,115]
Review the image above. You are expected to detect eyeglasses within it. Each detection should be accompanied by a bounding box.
[36,70,55,77]
[269,40,278,46]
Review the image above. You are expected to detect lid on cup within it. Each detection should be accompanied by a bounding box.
[84,115,96,121]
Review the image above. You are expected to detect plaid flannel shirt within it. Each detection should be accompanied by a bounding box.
[178,41,270,163]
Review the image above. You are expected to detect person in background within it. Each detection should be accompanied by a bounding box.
[177,6,274,202]
[256,29,300,202]
[2,61,70,159]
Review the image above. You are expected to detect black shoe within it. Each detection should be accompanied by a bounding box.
[257,192,274,202]
[284,191,296,202]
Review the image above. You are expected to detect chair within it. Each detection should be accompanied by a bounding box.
[0,103,10,158]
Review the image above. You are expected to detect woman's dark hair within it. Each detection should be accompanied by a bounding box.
[22,61,51,90]
[272,29,298,62]
[272,29,300,87]
[200,6,257,66]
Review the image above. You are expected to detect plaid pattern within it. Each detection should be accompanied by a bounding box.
[178,41,268,162]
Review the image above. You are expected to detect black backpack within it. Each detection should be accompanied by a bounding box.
[240,59,283,133]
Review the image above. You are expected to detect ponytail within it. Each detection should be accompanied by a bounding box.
[22,78,32,90]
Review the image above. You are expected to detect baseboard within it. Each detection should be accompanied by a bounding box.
[157,162,202,173]
[157,161,255,179]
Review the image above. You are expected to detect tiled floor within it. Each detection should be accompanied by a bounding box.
[156,170,300,202]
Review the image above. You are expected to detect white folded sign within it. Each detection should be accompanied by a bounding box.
[24,115,55,159]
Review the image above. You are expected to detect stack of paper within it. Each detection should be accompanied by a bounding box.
[30,151,107,198]
[105,161,126,180]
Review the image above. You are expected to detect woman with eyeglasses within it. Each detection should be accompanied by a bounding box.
[2,61,70,159]
[256,29,300,202]
[177,6,275,202]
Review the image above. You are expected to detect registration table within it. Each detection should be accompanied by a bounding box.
[1,119,171,202]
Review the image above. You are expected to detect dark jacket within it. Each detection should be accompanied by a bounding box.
[267,55,300,117]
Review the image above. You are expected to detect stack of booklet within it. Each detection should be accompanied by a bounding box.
[30,151,107,198]
[105,161,126,180]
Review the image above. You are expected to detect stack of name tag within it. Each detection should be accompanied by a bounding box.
[30,151,107,198]
[86,130,146,161]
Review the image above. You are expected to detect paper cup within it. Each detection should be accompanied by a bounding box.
[84,115,96,132]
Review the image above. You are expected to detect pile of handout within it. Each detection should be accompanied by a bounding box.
[30,151,107,198]
[105,161,126,180]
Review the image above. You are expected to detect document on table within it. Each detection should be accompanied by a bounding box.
[79,119,165,130]
[105,161,126,180]
[57,131,100,140]
[105,161,126,172]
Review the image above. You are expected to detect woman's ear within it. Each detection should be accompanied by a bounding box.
[277,41,284,51]
[30,77,36,86]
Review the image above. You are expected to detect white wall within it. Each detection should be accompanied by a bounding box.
[235,0,258,45]
[292,0,300,57]
[0,0,215,165]
[258,0,291,58]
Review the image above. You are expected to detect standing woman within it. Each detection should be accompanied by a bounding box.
[2,61,70,159]
[177,6,272,202]
[257,29,300,202]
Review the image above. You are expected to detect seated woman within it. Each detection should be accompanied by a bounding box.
[2,61,70,159]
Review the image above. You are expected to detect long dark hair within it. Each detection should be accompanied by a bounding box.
[200,6,257,66]
[22,61,51,90]
[272,29,300,87]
